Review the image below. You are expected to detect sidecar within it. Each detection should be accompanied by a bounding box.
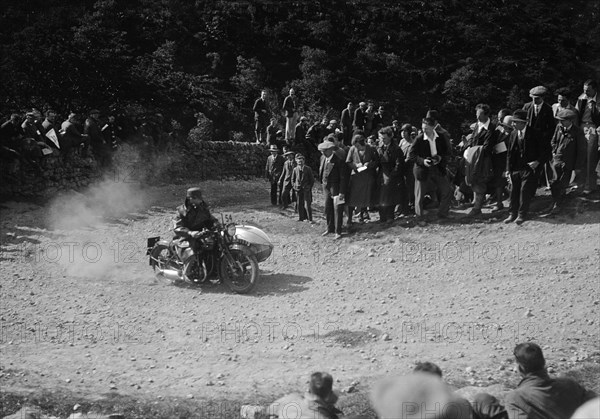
[233,225,274,262]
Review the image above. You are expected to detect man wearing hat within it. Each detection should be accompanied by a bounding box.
[524,86,555,141]
[523,86,555,186]
[318,140,347,239]
[174,187,218,283]
[504,109,545,224]
[265,145,284,206]
[471,343,597,419]
[548,108,586,213]
[279,149,296,209]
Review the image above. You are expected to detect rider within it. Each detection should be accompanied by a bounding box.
[174,187,218,243]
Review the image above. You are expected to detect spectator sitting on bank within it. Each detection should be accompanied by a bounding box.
[371,373,472,419]
[265,372,343,418]
[472,342,597,419]
[412,361,476,417]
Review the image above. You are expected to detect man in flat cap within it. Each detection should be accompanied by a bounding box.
[504,109,545,224]
[523,85,555,185]
[548,108,586,213]
[319,140,347,239]
[472,343,597,419]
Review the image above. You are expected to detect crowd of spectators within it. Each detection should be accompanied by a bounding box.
[262,79,600,234]
[0,108,174,178]
[258,342,597,418]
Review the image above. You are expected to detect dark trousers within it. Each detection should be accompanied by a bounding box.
[324,186,343,234]
[576,124,599,191]
[255,118,268,143]
[378,205,395,222]
[404,163,415,207]
[414,171,452,217]
[270,181,280,205]
[509,168,537,217]
[550,161,572,204]
[296,189,313,221]
[281,183,293,207]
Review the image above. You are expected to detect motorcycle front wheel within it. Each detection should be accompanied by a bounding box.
[220,250,259,294]
[150,244,179,284]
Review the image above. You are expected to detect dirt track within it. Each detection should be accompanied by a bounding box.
[1,179,599,411]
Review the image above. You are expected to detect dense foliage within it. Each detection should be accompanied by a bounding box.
[2,0,599,139]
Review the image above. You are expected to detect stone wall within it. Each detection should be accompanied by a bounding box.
[0,141,274,199]
[0,152,103,198]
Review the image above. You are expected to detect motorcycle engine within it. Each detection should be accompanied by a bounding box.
[200,235,216,251]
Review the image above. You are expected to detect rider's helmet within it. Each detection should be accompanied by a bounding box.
[186,187,202,199]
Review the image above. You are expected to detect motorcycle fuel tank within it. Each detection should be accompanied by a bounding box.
[234,225,274,262]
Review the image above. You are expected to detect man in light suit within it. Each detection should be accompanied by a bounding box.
[319,140,347,239]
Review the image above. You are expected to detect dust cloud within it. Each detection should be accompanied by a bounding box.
[44,145,155,279]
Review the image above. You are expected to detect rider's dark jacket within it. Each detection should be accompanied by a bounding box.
[174,199,215,234]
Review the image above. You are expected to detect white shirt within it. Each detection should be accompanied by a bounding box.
[477,119,490,132]
[424,130,439,156]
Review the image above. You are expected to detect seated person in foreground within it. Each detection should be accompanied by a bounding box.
[265,372,342,419]
[472,342,597,419]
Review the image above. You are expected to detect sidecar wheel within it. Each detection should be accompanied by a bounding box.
[220,251,259,294]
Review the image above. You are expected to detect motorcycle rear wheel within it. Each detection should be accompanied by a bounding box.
[220,251,259,294]
[150,244,179,284]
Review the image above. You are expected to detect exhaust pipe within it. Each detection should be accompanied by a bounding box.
[158,269,182,282]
